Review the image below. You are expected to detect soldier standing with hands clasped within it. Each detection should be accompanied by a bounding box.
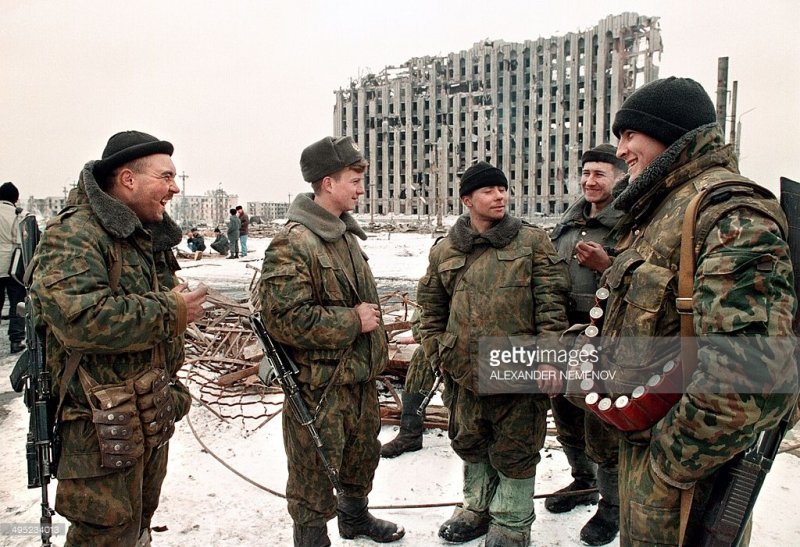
[259,136,404,547]
[30,130,207,546]
[417,161,570,547]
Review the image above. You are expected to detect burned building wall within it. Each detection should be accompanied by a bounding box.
[334,12,661,218]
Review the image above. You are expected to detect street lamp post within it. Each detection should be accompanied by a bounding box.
[734,107,756,160]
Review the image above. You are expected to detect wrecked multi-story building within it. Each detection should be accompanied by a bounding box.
[334,12,661,219]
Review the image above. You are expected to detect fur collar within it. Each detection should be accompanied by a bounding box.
[287,193,367,242]
[72,160,182,247]
[146,215,183,252]
[449,213,522,253]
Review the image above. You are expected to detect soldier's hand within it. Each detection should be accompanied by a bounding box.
[575,241,611,273]
[174,283,208,324]
[355,302,381,333]
[536,363,562,396]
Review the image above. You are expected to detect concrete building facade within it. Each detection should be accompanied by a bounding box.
[169,187,239,229]
[248,201,290,222]
[333,12,661,219]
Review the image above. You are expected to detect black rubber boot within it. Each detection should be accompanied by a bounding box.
[545,446,598,513]
[381,391,425,458]
[337,495,404,543]
[293,522,331,547]
[580,467,619,546]
[438,506,491,543]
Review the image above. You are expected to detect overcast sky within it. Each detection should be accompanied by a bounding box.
[2,0,798,203]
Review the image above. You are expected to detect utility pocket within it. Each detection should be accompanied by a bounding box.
[79,369,144,470]
[134,369,176,448]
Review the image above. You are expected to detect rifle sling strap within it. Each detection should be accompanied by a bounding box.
[453,244,490,293]
[675,177,780,544]
[55,241,124,421]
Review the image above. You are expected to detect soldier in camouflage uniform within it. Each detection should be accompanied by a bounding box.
[259,136,404,547]
[417,161,570,547]
[30,131,208,546]
[597,77,798,546]
[546,144,627,545]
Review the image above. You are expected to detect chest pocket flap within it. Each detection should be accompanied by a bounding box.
[605,248,644,290]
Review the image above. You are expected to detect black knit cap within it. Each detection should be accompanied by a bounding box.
[459,161,508,197]
[300,136,364,183]
[581,144,627,172]
[612,77,717,146]
[94,130,174,177]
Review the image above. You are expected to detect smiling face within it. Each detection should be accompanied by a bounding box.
[580,161,620,210]
[616,130,667,182]
[327,167,365,215]
[119,154,179,223]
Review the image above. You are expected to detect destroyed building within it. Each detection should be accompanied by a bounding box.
[334,12,661,219]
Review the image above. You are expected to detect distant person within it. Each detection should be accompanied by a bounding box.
[259,135,404,546]
[227,208,240,259]
[236,205,249,257]
[30,130,207,545]
[186,227,206,253]
[417,161,570,546]
[210,227,230,256]
[0,181,27,354]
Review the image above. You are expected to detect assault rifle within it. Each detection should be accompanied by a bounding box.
[8,214,54,547]
[246,314,343,492]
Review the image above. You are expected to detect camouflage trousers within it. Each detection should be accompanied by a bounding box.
[447,382,548,479]
[618,440,752,547]
[56,442,169,546]
[283,381,381,527]
[550,394,619,468]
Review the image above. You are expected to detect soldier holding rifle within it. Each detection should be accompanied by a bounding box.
[258,136,404,547]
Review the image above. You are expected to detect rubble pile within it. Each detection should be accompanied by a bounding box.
[177,275,447,431]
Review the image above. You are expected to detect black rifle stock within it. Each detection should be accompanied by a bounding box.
[700,415,789,547]
[416,371,442,416]
[246,314,343,492]
[8,215,54,547]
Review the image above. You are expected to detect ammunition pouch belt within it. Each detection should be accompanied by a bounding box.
[79,368,144,469]
[583,358,684,432]
[134,368,176,449]
[78,366,176,470]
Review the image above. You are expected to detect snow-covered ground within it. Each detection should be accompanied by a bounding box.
[1,232,798,546]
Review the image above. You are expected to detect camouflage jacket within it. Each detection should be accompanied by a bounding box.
[258,193,388,388]
[600,124,798,487]
[417,213,570,393]
[30,161,189,477]
[550,197,624,316]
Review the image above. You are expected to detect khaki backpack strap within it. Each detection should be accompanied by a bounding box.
[453,245,491,292]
